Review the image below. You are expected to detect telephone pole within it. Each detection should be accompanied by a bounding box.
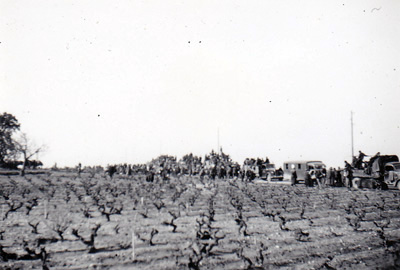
[351,111,354,158]
[217,127,220,154]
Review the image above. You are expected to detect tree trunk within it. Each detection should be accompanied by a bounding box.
[20,161,26,176]
[20,153,26,176]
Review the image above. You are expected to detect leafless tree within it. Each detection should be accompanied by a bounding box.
[14,132,46,176]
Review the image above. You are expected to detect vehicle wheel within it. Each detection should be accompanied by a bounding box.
[304,178,309,187]
[365,179,374,189]
[352,178,360,189]
[377,181,389,190]
[382,182,389,190]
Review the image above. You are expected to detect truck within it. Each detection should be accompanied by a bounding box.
[282,160,326,184]
[352,154,400,190]
[259,163,284,181]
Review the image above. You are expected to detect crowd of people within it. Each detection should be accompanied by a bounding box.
[77,149,389,190]
[95,149,280,182]
[291,167,346,187]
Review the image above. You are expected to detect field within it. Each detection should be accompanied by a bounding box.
[1,172,400,269]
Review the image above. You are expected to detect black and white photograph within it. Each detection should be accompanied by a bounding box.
[1,0,400,269]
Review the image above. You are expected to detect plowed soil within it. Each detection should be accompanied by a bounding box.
[1,172,400,269]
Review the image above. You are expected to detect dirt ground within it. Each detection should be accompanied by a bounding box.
[1,171,400,269]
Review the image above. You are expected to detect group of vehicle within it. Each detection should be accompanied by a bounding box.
[259,160,326,183]
[352,154,400,190]
[259,153,400,190]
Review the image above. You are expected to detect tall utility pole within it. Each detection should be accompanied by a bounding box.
[351,111,354,158]
[217,127,220,154]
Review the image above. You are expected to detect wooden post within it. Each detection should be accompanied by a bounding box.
[351,111,354,159]
[217,127,220,155]
[131,228,135,260]
[44,200,48,219]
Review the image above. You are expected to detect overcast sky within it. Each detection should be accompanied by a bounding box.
[1,0,400,168]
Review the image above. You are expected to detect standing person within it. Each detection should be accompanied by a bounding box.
[321,168,327,186]
[315,170,323,188]
[291,170,297,186]
[345,161,353,187]
[77,163,82,177]
[304,170,312,187]
[211,165,217,180]
[355,151,366,169]
[226,165,232,179]
[242,160,249,181]
[310,170,316,187]
[335,167,343,187]
[126,164,132,176]
[327,167,334,186]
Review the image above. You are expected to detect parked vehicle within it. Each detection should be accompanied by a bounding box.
[282,160,326,184]
[259,163,284,181]
[352,154,400,190]
[383,162,400,188]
